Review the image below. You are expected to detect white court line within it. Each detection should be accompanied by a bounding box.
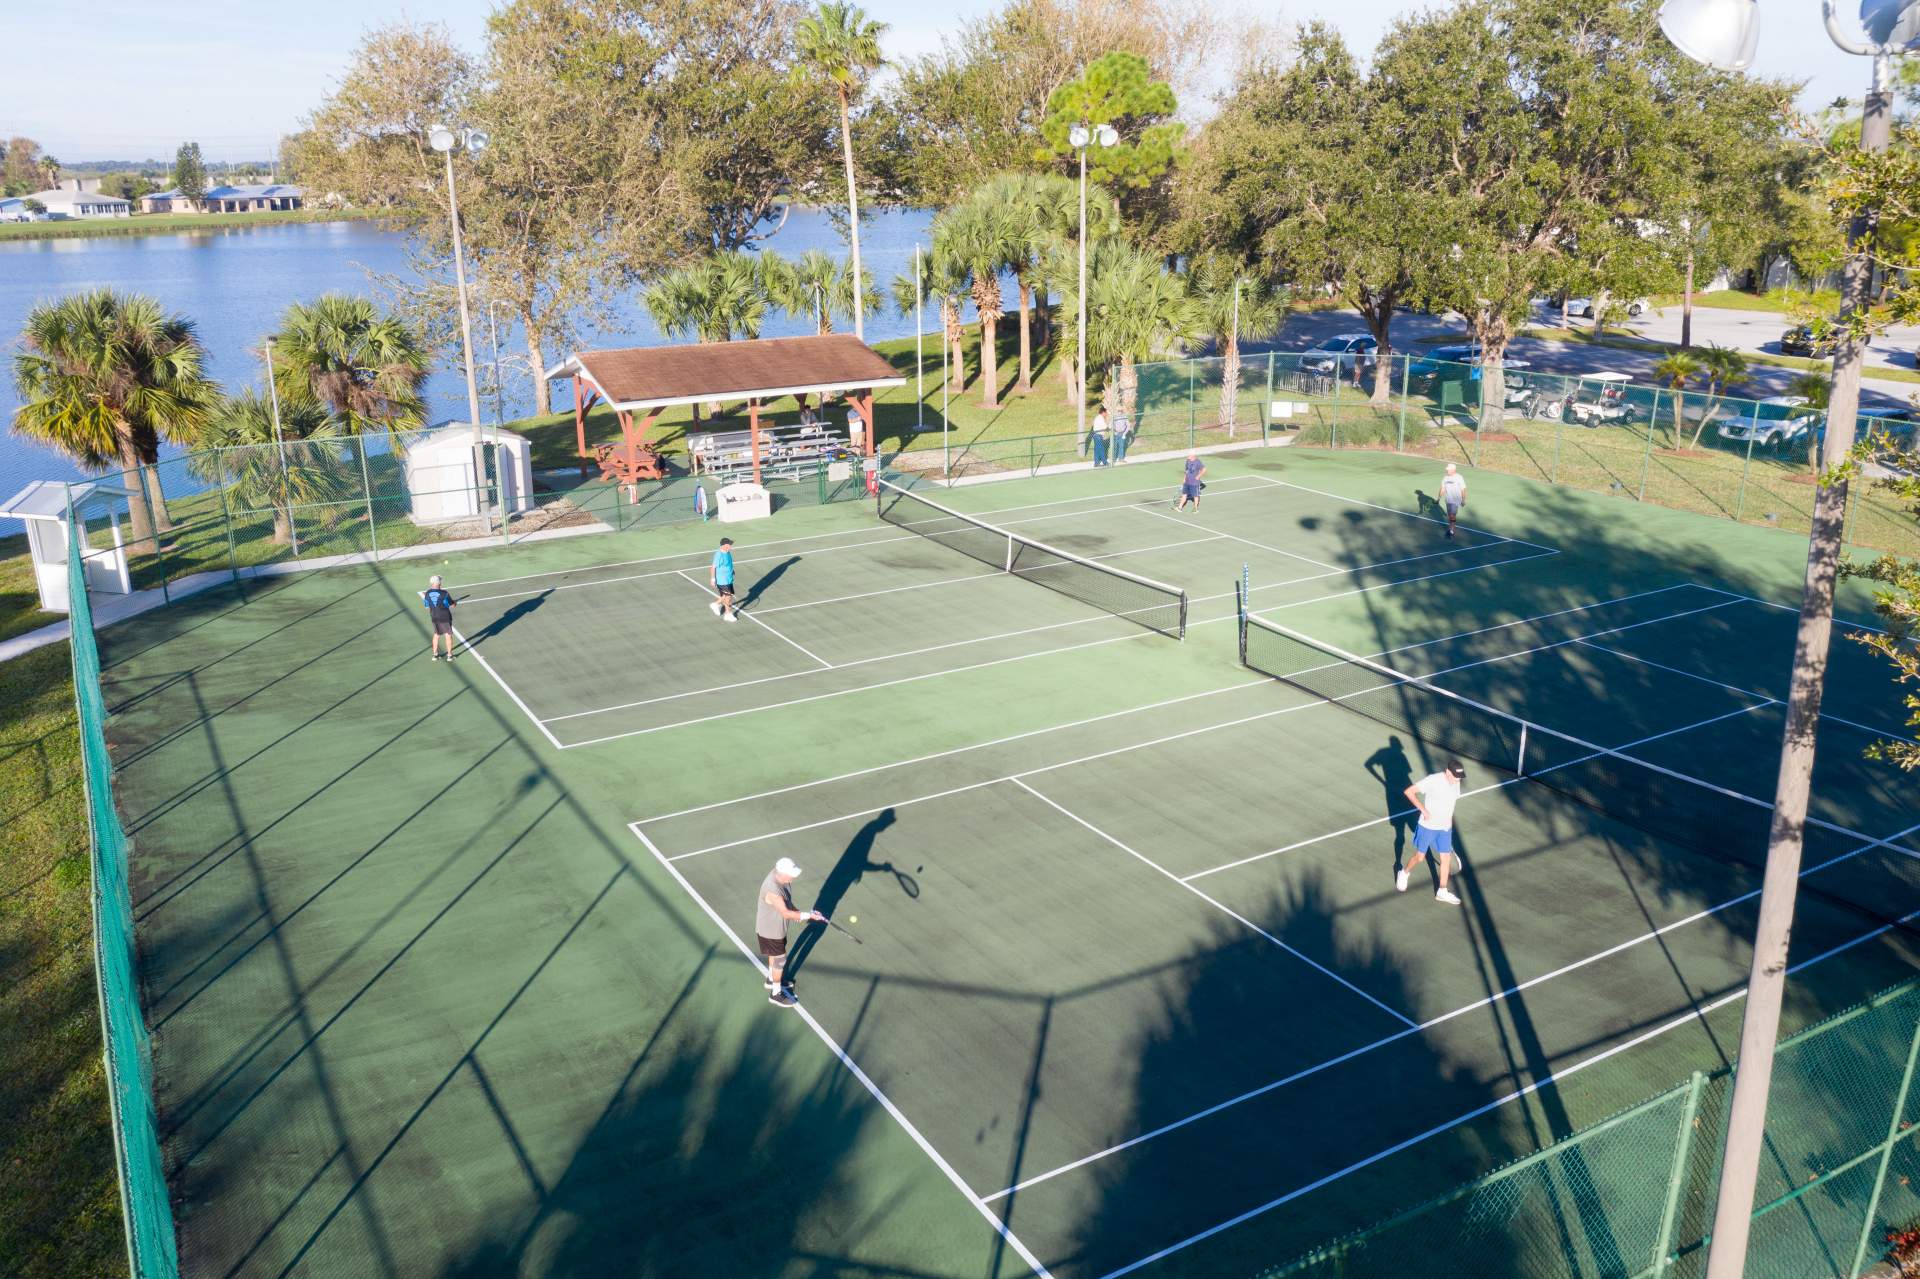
[1259,547,1562,614]
[654,589,1745,860]
[1578,638,1920,749]
[1088,901,1920,1279]
[675,569,834,670]
[1699,584,1890,635]
[1250,473,1556,552]
[951,471,1269,519]
[991,809,1920,1208]
[1182,703,1770,884]
[461,532,926,604]
[631,825,1057,1279]
[1360,583,1707,663]
[1010,778,1418,1028]
[1576,639,1779,703]
[449,624,565,751]
[454,521,918,590]
[1128,502,1340,570]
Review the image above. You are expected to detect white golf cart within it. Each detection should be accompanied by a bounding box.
[1539,371,1639,426]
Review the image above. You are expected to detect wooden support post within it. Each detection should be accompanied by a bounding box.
[856,391,876,457]
[749,399,763,486]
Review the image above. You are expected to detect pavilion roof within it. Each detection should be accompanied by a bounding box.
[544,334,904,412]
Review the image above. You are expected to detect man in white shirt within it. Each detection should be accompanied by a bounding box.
[1398,758,1466,905]
[1439,463,1468,539]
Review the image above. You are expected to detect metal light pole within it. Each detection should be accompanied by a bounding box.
[429,122,491,530]
[263,335,297,556]
[915,243,925,432]
[1656,2,1919,1275]
[1071,122,1118,457]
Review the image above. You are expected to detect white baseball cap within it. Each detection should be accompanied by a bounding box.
[774,857,803,878]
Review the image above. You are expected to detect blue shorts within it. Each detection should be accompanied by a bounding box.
[1181,482,1201,498]
[1413,825,1453,856]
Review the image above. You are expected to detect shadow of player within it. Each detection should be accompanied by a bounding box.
[739,556,801,610]
[1365,735,1418,872]
[463,588,553,648]
[787,808,900,982]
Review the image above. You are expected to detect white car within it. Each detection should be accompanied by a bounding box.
[1717,396,1822,450]
[1566,297,1651,318]
[1300,333,1378,375]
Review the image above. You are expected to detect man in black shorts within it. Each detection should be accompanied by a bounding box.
[756,856,824,1007]
[422,574,457,661]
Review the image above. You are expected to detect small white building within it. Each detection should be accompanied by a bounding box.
[402,425,533,525]
[0,480,137,613]
[23,179,131,220]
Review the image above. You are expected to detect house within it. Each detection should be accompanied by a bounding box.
[0,197,35,222]
[23,178,131,220]
[143,183,304,215]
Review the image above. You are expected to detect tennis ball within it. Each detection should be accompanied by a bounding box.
[848,915,858,924]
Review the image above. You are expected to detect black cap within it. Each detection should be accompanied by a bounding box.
[1445,758,1467,778]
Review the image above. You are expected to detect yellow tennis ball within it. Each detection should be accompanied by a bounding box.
[848,915,858,924]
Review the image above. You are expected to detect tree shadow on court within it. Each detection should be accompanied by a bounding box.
[1063,871,1530,1279]
[463,588,554,647]
[737,555,801,610]
[786,808,902,984]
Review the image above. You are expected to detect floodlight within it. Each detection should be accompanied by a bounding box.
[1096,124,1119,147]
[428,124,456,153]
[1860,0,1920,46]
[464,129,490,153]
[1656,0,1762,70]
[1069,125,1090,148]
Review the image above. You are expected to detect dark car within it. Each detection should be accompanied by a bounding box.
[1780,325,1839,358]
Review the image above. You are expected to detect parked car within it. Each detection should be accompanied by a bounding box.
[1407,342,1484,386]
[1300,333,1378,376]
[1779,325,1839,358]
[1567,297,1651,319]
[1717,396,1822,450]
[1541,372,1640,425]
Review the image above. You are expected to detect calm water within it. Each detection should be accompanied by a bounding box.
[0,209,939,500]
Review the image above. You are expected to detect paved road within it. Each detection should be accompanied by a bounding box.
[1623,301,1920,377]
[1261,305,1918,413]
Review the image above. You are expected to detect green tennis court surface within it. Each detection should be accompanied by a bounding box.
[95,451,1919,1277]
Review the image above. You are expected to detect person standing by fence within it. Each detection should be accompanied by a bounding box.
[1090,406,1111,467]
[1112,409,1133,463]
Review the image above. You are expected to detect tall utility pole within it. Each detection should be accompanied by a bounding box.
[1070,122,1116,456]
[1655,1,1919,1274]
[429,123,490,531]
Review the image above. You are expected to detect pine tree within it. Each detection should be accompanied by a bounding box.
[173,142,207,205]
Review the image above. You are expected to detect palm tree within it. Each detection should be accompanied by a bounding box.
[1083,242,1200,428]
[1187,255,1286,438]
[1652,352,1701,445]
[1689,344,1750,448]
[270,294,427,435]
[11,289,218,552]
[935,200,1020,408]
[645,252,772,344]
[793,2,886,343]
[766,249,875,335]
[190,392,346,545]
[1787,372,1834,473]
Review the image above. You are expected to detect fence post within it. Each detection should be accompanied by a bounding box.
[1638,391,1658,501]
[1736,435,1754,522]
[1266,351,1276,447]
[1188,359,1196,442]
[217,479,241,588]
[1651,1072,1708,1277]
[1551,417,1565,485]
[1472,378,1485,468]
[1848,1020,1920,1278]
[1397,355,1410,452]
[1029,434,1036,475]
[357,438,379,560]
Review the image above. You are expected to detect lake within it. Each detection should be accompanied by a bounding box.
[0,208,939,500]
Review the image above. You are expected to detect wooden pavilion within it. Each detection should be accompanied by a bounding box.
[543,334,905,489]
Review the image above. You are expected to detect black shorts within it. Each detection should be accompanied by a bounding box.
[716,582,736,599]
[757,934,786,958]
[431,618,454,636]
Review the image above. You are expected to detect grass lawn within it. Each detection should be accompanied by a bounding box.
[0,208,384,241]
[0,642,124,1279]
[1648,287,1845,314]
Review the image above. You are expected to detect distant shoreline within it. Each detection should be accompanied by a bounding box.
[0,207,402,242]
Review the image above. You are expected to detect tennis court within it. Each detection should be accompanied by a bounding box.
[91,450,1919,1278]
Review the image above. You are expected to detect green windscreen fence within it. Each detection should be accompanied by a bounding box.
[66,492,181,1278]
[1256,980,1920,1279]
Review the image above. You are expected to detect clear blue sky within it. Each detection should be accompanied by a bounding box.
[0,0,1871,163]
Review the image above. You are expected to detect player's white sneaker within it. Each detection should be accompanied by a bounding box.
[723,612,737,623]
[1395,868,1410,892]
[1435,889,1461,905]
[709,600,723,616]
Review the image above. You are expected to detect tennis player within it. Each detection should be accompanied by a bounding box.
[757,856,825,1006]
[1174,451,1206,511]
[422,575,457,662]
[709,536,738,622]
[1439,464,1467,539]
[1398,758,1466,905]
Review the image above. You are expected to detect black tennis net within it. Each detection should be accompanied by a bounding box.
[877,478,1188,639]
[1239,608,1920,936]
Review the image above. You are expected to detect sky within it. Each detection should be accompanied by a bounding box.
[0,0,1878,164]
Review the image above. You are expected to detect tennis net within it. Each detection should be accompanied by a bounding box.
[1238,608,1920,936]
[877,478,1188,639]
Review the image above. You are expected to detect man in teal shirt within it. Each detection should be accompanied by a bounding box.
[709,536,738,622]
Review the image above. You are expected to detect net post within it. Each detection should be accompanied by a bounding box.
[1651,1071,1707,1277]
[1848,1018,1920,1278]
[1004,532,1014,574]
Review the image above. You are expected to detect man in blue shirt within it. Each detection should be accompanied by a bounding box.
[421,574,457,661]
[1174,451,1206,511]
[709,537,738,622]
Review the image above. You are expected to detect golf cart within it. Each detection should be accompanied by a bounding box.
[1542,372,1638,426]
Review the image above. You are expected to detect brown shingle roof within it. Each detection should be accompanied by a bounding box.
[556,334,904,409]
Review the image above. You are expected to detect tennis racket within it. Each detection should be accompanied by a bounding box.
[822,916,864,945]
